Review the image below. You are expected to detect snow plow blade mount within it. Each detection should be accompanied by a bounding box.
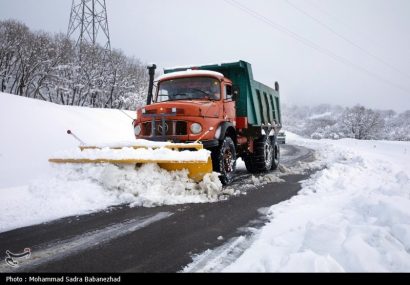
[49,143,212,182]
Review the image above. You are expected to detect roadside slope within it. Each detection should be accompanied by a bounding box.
[0,92,136,189]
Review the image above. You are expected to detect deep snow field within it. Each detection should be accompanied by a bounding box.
[1,92,410,272]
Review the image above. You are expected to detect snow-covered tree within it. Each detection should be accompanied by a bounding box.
[0,20,148,110]
[383,110,410,141]
[282,103,409,141]
[339,105,384,139]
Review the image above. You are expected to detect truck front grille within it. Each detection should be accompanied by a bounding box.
[142,120,187,136]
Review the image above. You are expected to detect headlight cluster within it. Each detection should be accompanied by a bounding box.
[190,123,202,134]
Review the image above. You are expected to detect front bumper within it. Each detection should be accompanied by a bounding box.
[136,137,220,149]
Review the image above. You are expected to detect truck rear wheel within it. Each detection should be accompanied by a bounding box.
[244,136,276,173]
[272,139,280,170]
[211,136,237,185]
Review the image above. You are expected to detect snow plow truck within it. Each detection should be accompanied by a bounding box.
[50,60,282,185]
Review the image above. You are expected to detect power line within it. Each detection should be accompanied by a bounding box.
[308,0,410,56]
[223,0,410,95]
[283,0,410,80]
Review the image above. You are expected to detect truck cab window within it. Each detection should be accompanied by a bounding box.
[225,85,232,100]
[156,77,221,102]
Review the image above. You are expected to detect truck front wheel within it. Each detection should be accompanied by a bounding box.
[244,136,276,173]
[211,136,237,185]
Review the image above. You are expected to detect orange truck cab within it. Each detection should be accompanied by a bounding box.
[133,61,282,184]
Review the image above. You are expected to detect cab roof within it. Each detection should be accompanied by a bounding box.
[156,70,225,82]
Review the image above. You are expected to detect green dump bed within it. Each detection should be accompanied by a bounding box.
[164,60,281,128]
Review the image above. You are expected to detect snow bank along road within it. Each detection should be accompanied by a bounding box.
[0,144,314,272]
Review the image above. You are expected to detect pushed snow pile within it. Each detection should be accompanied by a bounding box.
[58,163,224,208]
[220,134,410,272]
[251,174,285,186]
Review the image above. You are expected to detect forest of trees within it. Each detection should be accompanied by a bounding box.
[283,104,410,141]
[0,20,148,110]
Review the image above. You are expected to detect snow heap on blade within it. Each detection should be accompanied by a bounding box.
[49,140,212,182]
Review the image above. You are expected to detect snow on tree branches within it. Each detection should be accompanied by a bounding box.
[340,105,384,140]
[283,104,409,141]
[0,20,148,110]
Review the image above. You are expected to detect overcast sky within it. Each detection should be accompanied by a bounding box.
[1,0,409,111]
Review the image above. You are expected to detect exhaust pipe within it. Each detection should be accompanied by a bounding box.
[146,64,157,105]
[275,81,280,92]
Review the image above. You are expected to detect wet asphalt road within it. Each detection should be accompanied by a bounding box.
[0,144,314,273]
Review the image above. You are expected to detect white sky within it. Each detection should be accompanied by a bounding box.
[1,0,409,111]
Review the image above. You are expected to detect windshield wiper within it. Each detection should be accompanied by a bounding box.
[189,88,218,101]
[190,88,212,97]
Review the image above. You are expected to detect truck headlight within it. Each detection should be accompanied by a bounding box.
[190,123,202,134]
[134,124,141,136]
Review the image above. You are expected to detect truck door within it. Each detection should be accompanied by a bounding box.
[223,84,236,123]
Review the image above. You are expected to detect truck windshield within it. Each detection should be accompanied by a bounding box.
[156,77,221,102]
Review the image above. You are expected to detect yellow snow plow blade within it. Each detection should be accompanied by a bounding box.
[158,157,212,182]
[49,143,213,182]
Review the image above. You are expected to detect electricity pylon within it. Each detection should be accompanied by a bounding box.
[67,0,111,51]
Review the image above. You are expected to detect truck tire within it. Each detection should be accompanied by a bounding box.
[211,136,237,185]
[244,136,275,173]
[272,138,280,170]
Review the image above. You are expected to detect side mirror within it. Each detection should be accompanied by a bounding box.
[232,85,240,101]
